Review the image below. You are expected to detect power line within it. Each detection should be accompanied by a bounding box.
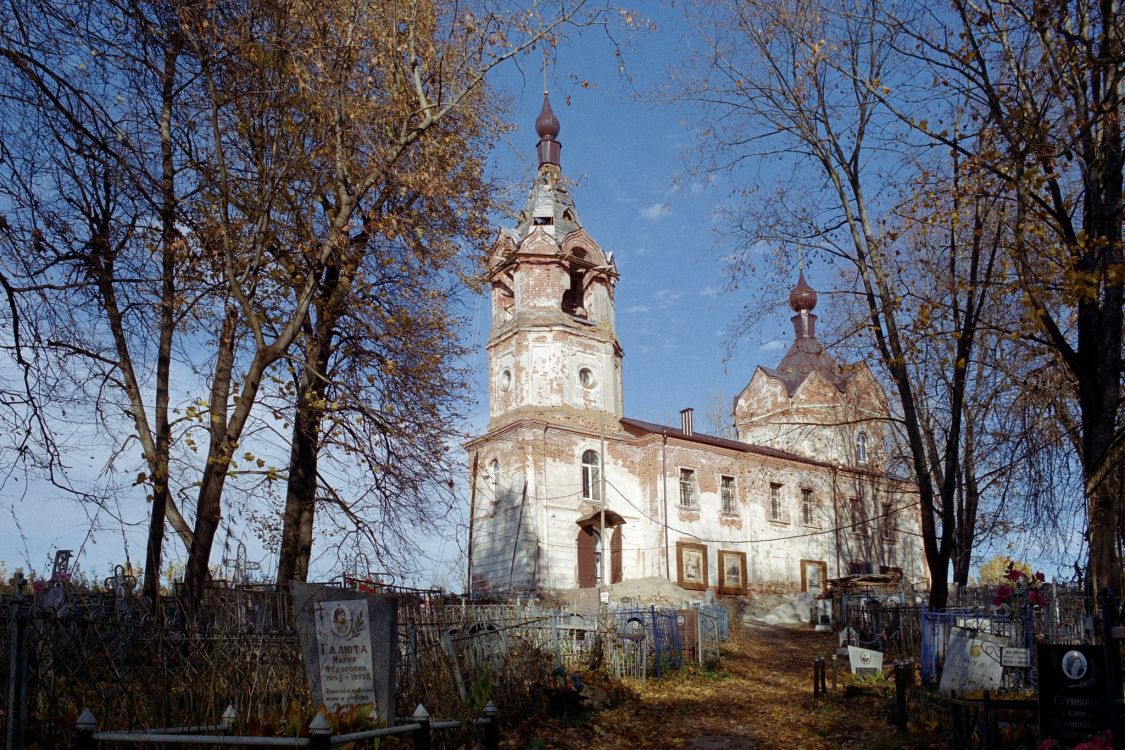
[464,475,923,553]
[601,476,923,545]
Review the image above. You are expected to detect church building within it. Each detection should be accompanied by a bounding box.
[465,96,927,598]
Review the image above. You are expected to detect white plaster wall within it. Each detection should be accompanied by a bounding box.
[537,433,649,588]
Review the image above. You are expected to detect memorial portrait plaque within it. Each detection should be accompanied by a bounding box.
[723,554,742,586]
[1038,644,1108,744]
[291,582,397,721]
[847,645,884,676]
[683,549,703,583]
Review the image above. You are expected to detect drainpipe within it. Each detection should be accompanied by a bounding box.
[467,451,478,599]
[662,428,670,581]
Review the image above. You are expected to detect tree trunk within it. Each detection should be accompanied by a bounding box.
[276,265,340,586]
[952,464,980,588]
[182,308,239,613]
[275,363,329,585]
[143,36,180,611]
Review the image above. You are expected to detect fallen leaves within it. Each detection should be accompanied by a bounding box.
[504,622,950,750]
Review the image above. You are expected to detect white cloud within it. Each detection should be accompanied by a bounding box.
[760,339,787,351]
[640,202,671,220]
[623,304,651,314]
[653,289,684,304]
[635,245,653,256]
[699,286,721,298]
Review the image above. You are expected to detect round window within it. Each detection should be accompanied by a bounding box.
[499,369,512,392]
[578,367,596,388]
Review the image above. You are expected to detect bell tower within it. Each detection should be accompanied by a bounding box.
[485,94,623,429]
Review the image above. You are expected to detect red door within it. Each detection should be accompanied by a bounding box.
[577,526,596,588]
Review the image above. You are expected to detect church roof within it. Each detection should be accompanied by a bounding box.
[761,337,855,395]
[499,93,585,246]
[759,269,856,396]
[619,417,824,465]
[503,173,583,243]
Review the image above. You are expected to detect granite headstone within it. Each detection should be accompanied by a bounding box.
[291,581,397,721]
[1038,644,1109,744]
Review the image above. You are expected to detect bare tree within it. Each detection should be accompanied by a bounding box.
[0,0,201,606]
[0,0,598,611]
[881,0,1124,595]
[679,0,1017,607]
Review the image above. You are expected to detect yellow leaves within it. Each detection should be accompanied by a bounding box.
[1061,264,1104,304]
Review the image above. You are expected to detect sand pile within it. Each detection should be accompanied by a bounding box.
[608,577,707,608]
[743,594,788,620]
[758,592,814,626]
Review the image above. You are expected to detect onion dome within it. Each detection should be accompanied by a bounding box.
[535,93,562,168]
[788,269,818,312]
[535,93,561,140]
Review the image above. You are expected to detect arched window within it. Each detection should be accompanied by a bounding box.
[581,449,601,502]
[489,458,501,503]
[855,432,868,464]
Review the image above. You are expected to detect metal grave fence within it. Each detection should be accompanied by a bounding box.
[919,606,1034,684]
[695,607,723,667]
[4,582,707,746]
[610,607,684,680]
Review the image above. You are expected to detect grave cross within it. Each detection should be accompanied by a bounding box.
[7,570,27,595]
[51,549,73,581]
[104,565,136,600]
[222,541,261,584]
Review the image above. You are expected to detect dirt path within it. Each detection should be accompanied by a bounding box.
[506,621,941,750]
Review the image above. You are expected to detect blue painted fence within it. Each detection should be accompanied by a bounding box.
[615,606,684,676]
[919,605,1034,684]
[691,603,730,642]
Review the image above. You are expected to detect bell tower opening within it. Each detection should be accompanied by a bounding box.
[562,248,590,317]
[562,269,586,316]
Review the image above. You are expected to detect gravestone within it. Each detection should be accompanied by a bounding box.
[938,626,1005,696]
[814,599,833,632]
[847,645,884,676]
[291,581,397,721]
[1038,644,1109,744]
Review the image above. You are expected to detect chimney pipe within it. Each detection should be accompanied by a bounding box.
[680,408,694,437]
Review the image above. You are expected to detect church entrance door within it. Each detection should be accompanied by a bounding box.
[576,518,623,588]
